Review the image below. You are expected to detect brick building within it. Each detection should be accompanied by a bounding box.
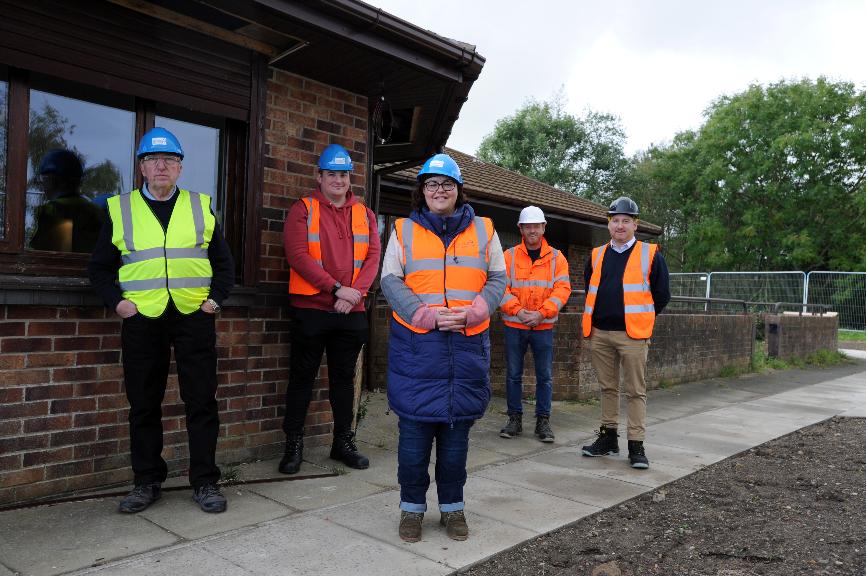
[0,0,484,505]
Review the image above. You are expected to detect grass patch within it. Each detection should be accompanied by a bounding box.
[749,348,849,374]
[718,364,747,378]
[804,349,849,366]
[219,463,242,486]
[657,379,675,390]
[838,330,866,341]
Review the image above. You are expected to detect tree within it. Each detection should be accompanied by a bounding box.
[477,93,629,202]
[638,77,866,272]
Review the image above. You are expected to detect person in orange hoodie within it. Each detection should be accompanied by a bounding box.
[499,206,571,443]
[280,143,381,475]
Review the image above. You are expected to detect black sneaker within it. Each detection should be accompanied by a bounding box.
[628,440,650,469]
[330,430,370,469]
[193,483,227,513]
[534,415,555,443]
[581,426,619,456]
[118,482,161,513]
[499,413,522,438]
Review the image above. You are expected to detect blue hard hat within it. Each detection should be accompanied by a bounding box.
[417,153,463,184]
[39,149,84,180]
[318,144,353,171]
[136,127,184,159]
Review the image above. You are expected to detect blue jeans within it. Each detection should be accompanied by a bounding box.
[504,325,553,417]
[398,418,473,513]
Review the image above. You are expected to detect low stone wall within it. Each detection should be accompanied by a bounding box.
[765,313,838,359]
[369,307,756,400]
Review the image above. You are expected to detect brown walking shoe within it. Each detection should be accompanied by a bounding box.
[399,511,424,543]
[439,510,469,541]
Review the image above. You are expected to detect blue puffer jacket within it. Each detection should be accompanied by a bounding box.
[387,204,493,423]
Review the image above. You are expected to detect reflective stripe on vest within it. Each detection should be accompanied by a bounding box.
[500,245,564,328]
[582,241,657,339]
[393,216,494,336]
[108,189,214,318]
[288,197,370,295]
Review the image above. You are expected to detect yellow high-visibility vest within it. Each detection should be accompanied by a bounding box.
[108,189,214,317]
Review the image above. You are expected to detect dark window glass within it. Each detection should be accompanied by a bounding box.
[155,115,223,223]
[26,88,134,252]
[0,76,7,241]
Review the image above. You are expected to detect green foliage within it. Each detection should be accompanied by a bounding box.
[839,330,866,341]
[657,379,675,389]
[477,90,630,202]
[804,349,849,366]
[718,364,745,378]
[631,77,866,272]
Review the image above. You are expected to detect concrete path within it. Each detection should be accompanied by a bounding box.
[2,353,865,576]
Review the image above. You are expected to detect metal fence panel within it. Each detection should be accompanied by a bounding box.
[806,272,866,331]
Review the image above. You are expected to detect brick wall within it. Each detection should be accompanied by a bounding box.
[765,313,839,359]
[0,69,369,507]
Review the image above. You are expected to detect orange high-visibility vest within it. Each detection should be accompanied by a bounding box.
[288,197,369,295]
[582,241,658,339]
[393,216,495,336]
[500,238,571,330]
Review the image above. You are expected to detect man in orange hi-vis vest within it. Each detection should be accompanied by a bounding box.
[280,144,381,476]
[581,196,669,469]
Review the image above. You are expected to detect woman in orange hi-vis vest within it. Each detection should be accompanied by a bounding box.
[380,153,506,544]
[580,196,670,470]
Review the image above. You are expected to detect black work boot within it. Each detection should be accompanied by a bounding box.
[499,413,522,438]
[628,440,650,469]
[581,426,620,456]
[330,430,370,469]
[534,415,555,443]
[278,434,304,474]
[118,482,161,513]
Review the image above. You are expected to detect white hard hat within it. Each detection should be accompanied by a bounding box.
[518,206,546,225]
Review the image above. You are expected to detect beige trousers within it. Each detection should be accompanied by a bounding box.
[589,329,649,441]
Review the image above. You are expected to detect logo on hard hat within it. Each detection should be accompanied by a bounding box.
[152,137,168,146]
[332,157,346,165]
[430,160,445,168]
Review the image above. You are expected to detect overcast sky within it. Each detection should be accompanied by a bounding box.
[371,0,866,156]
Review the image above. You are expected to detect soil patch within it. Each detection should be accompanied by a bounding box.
[464,417,866,576]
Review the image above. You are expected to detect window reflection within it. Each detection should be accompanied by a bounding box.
[155,116,222,221]
[26,89,134,252]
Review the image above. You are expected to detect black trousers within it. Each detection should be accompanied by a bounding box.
[121,305,220,488]
[283,308,368,437]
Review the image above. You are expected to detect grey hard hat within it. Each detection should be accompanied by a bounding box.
[607,196,639,216]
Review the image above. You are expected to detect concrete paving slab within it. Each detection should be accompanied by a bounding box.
[464,475,600,533]
[71,545,254,576]
[475,460,648,509]
[0,498,177,576]
[531,445,694,488]
[640,422,754,457]
[0,563,14,576]
[318,491,538,571]
[203,512,451,576]
[140,487,292,539]
[233,458,333,482]
[245,473,386,512]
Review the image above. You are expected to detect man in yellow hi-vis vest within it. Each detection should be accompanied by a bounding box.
[581,197,669,469]
[89,127,234,514]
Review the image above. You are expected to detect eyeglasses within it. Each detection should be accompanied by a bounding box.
[424,180,456,192]
[141,155,182,167]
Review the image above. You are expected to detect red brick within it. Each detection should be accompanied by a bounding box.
[1,401,49,419]
[51,428,98,447]
[23,414,72,433]
[50,397,97,414]
[45,459,93,480]
[74,441,118,459]
[23,447,74,467]
[52,366,99,382]
[1,337,52,353]
[97,395,127,410]
[97,424,127,440]
[99,365,124,379]
[0,434,50,453]
[0,419,21,437]
[0,369,51,386]
[54,336,101,351]
[58,307,108,319]
[25,384,74,401]
[76,350,121,365]
[74,380,121,396]
[28,321,77,336]
[0,321,25,336]
[0,453,21,471]
[74,411,119,427]
[6,307,56,319]
[0,467,45,487]
[77,321,119,335]
[27,352,76,368]
[0,387,23,403]
[0,354,25,370]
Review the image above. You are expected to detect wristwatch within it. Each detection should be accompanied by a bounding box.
[331,282,342,295]
[205,298,222,313]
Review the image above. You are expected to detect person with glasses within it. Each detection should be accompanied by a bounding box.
[280,143,381,476]
[89,127,234,514]
[380,153,506,543]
